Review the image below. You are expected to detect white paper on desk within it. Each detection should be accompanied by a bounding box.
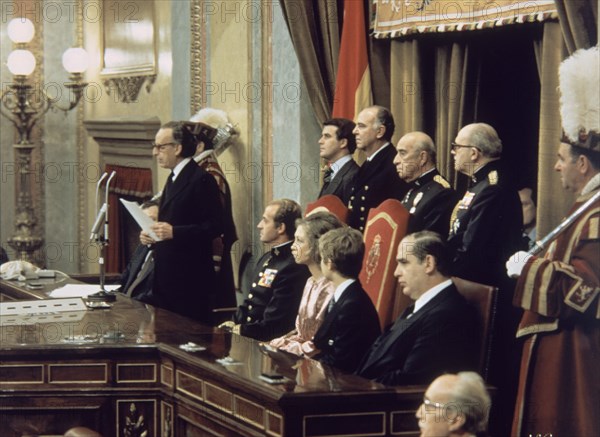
[120,199,161,241]
[49,284,120,298]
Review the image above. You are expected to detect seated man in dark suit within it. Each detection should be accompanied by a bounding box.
[311,227,381,373]
[356,231,478,385]
[119,200,159,302]
[318,118,360,205]
[222,199,310,341]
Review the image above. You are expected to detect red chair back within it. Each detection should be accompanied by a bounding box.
[305,195,349,224]
[359,199,409,329]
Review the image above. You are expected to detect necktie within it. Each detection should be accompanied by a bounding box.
[326,297,336,314]
[322,167,333,191]
[400,303,415,319]
[162,172,174,202]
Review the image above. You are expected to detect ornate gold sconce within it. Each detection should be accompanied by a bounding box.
[0,18,88,261]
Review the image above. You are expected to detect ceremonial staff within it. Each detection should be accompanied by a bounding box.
[529,190,600,256]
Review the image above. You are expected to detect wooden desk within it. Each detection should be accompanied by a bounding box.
[0,279,424,436]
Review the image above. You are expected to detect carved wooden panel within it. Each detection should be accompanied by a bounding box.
[116,362,157,383]
[116,399,156,437]
[0,364,44,384]
[303,411,386,436]
[48,363,107,384]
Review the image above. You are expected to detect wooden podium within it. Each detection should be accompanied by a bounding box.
[0,278,425,436]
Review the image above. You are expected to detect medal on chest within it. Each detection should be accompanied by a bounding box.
[410,192,424,214]
[458,191,475,209]
[258,268,278,287]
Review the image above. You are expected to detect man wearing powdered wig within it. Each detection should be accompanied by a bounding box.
[506,46,600,436]
[190,108,239,317]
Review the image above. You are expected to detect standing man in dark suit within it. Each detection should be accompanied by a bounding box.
[394,132,457,236]
[120,200,159,302]
[356,231,478,386]
[348,106,407,232]
[318,118,359,205]
[223,199,310,341]
[141,121,224,324]
[311,227,381,373]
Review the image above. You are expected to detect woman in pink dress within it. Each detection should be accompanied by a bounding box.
[270,212,343,356]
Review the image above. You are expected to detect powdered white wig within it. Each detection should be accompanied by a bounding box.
[190,108,238,155]
[559,46,599,143]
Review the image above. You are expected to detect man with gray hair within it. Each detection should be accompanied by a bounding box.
[416,371,491,437]
[347,105,408,232]
[448,122,522,435]
[448,122,522,286]
[394,131,457,236]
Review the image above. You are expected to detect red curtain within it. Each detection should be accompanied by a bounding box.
[105,164,153,273]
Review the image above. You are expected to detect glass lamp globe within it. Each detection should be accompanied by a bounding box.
[62,48,89,74]
[7,50,36,76]
[7,18,35,44]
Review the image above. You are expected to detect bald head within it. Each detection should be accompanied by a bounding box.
[452,123,502,176]
[417,372,491,436]
[394,131,437,182]
[459,123,502,158]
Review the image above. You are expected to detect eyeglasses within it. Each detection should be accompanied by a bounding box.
[151,142,176,151]
[451,142,479,152]
[422,397,445,409]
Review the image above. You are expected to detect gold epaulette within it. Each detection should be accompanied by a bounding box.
[434,175,451,189]
[488,170,498,185]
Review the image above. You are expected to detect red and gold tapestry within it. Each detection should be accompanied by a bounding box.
[374,0,558,38]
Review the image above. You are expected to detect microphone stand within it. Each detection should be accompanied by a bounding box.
[88,171,117,302]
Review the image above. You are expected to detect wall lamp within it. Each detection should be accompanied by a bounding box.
[1,18,89,261]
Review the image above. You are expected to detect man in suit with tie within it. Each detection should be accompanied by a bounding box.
[318,118,360,204]
[394,132,457,236]
[119,200,159,302]
[356,231,478,385]
[311,227,381,373]
[348,106,408,232]
[141,121,224,323]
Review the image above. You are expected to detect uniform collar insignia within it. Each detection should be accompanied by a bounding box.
[271,240,293,257]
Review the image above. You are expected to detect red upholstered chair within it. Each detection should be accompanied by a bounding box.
[451,277,498,381]
[359,199,409,329]
[305,195,349,224]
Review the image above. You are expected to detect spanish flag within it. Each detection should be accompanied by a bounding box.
[332,0,373,120]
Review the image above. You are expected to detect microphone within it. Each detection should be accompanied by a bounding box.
[95,172,108,216]
[90,203,107,241]
[104,171,117,242]
[90,172,108,241]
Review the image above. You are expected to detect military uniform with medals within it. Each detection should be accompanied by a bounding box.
[347,144,408,232]
[401,169,458,236]
[234,241,310,341]
[448,160,522,287]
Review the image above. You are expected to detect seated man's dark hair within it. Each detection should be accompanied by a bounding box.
[267,199,303,239]
[406,231,452,277]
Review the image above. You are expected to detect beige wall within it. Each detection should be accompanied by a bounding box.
[1,0,320,277]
